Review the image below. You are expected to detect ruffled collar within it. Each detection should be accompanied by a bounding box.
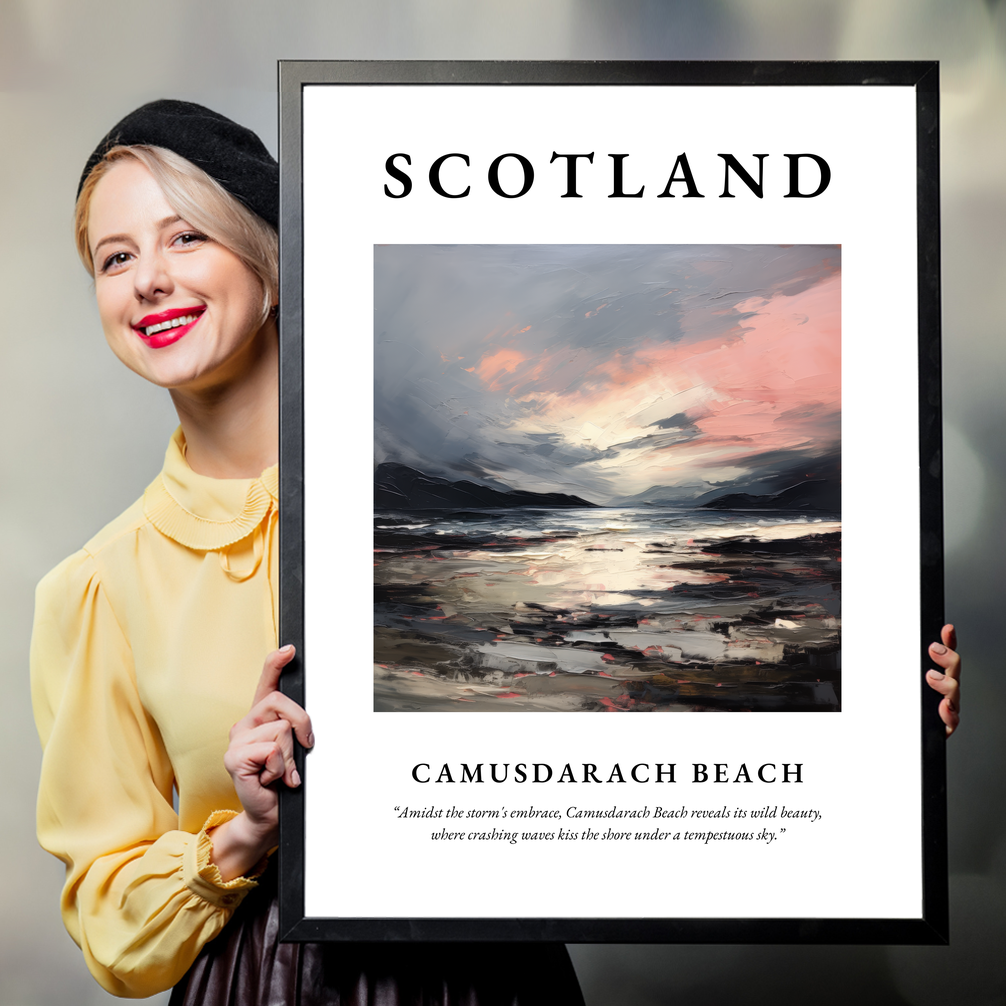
[143,428,278,551]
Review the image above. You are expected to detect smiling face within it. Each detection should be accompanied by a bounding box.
[87,158,272,392]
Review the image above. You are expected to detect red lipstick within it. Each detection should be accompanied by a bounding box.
[132,306,206,349]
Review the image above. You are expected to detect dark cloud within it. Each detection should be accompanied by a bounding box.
[374,244,840,500]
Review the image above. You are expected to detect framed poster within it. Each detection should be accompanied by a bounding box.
[277,61,946,943]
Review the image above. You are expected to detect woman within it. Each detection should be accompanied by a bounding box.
[33,99,963,1003]
[31,100,586,1003]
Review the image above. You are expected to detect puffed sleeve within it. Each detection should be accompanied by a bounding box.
[31,549,261,998]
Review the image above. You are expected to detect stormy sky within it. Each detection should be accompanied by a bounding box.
[374,245,840,505]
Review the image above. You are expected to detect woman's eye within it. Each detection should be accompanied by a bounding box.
[173,231,208,248]
[101,251,132,273]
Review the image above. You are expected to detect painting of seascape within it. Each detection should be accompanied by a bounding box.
[374,245,841,712]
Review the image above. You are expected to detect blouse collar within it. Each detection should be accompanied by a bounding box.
[143,428,278,551]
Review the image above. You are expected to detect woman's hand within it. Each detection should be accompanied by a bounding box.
[209,645,314,881]
[926,624,961,738]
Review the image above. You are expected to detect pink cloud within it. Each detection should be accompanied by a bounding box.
[463,268,840,485]
[475,347,530,391]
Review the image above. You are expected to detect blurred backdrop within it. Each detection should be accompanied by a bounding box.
[1,1,1003,1003]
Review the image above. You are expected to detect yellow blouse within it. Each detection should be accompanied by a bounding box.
[31,428,279,998]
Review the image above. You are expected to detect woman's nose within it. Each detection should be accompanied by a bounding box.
[133,249,173,302]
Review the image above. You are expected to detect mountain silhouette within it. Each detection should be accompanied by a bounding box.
[699,479,839,512]
[375,463,598,511]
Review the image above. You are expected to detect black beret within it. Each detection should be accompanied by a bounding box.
[78,99,278,228]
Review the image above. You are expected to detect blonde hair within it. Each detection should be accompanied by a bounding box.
[75,145,278,322]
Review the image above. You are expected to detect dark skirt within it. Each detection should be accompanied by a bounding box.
[169,869,585,1006]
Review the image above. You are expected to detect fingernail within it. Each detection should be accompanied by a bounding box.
[291,768,301,787]
[928,669,944,680]
[280,644,295,654]
[931,643,947,655]
[307,732,315,748]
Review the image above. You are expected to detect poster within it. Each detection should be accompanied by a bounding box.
[278,62,945,943]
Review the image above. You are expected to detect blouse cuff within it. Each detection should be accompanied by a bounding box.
[183,810,269,909]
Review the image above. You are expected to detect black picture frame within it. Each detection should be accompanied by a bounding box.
[277,60,945,944]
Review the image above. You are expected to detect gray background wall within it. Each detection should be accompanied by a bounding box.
[1,2,1003,1003]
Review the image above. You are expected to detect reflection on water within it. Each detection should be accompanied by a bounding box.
[374,507,841,712]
